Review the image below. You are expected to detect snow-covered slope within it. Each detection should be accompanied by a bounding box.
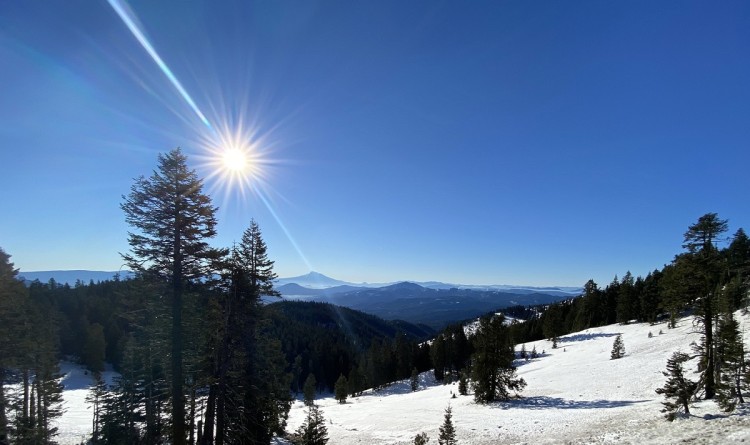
[53,312,750,444]
[286,312,750,444]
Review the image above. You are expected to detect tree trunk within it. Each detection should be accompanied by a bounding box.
[704,295,715,399]
[173,233,186,445]
[201,384,216,445]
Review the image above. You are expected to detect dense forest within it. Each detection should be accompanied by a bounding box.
[0,147,748,444]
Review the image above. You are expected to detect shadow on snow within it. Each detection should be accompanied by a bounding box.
[494,396,649,410]
[560,332,620,344]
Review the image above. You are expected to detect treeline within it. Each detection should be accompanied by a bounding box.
[507,214,749,350]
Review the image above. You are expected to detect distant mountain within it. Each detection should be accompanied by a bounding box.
[278,280,579,329]
[17,270,133,285]
[275,271,355,289]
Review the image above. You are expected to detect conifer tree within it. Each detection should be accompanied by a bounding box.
[458,372,468,396]
[470,315,526,403]
[655,352,697,421]
[335,374,348,404]
[0,247,29,444]
[610,334,625,360]
[121,148,221,445]
[303,374,317,406]
[414,432,430,445]
[291,404,328,445]
[715,315,745,411]
[85,372,108,443]
[681,213,728,400]
[410,367,419,392]
[437,405,457,445]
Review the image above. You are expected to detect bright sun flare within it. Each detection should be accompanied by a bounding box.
[222,147,249,173]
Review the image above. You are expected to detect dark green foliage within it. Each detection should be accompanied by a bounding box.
[715,315,746,411]
[265,300,432,393]
[610,334,625,360]
[616,272,635,324]
[458,372,468,396]
[121,148,221,445]
[414,432,430,445]
[82,323,107,373]
[437,405,456,445]
[471,315,526,403]
[303,374,317,406]
[411,367,419,392]
[291,404,328,445]
[656,352,697,421]
[85,373,107,443]
[335,374,348,404]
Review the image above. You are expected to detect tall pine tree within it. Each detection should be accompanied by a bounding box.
[122,148,221,444]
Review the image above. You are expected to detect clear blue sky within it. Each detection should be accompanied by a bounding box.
[1,1,748,287]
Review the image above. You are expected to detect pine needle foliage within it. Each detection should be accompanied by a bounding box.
[610,334,625,360]
[437,405,457,445]
[655,352,697,421]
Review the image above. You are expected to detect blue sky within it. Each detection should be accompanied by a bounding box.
[1,1,748,287]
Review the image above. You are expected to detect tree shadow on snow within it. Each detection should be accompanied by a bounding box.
[559,332,620,344]
[494,396,649,410]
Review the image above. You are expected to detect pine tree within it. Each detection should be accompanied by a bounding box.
[610,334,625,360]
[121,148,221,445]
[334,374,348,404]
[0,247,30,444]
[291,404,328,445]
[457,372,468,396]
[347,365,366,397]
[303,374,317,406]
[470,315,526,403]
[414,432,430,445]
[410,367,419,392]
[715,315,745,411]
[85,372,108,442]
[437,405,457,445]
[681,213,728,400]
[655,352,697,421]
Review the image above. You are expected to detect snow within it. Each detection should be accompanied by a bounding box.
[55,361,119,445]
[286,311,750,444]
[53,312,750,444]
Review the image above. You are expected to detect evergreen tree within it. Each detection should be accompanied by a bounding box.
[85,372,108,443]
[82,323,107,373]
[303,374,317,406]
[610,334,625,360]
[414,432,430,445]
[681,213,728,399]
[291,404,328,445]
[121,148,221,445]
[437,405,456,445]
[334,374,348,404]
[410,367,419,392]
[715,315,745,411]
[347,365,366,397]
[457,372,468,396]
[431,335,447,381]
[616,272,635,324]
[655,352,697,421]
[470,315,526,403]
[0,247,29,444]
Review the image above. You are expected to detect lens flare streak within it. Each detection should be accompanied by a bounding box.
[107,0,212,129]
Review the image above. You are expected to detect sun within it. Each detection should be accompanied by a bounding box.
[222,147,249,173]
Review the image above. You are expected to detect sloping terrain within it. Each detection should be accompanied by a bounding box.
[286,311,750,444]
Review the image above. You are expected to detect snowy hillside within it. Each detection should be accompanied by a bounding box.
[53,312,750,444]
[286,312,750,444]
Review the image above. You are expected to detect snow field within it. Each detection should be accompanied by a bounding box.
[286,312,750,444]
